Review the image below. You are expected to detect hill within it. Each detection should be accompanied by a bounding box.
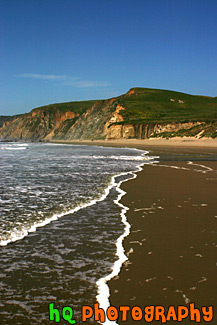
[0,88,217,141]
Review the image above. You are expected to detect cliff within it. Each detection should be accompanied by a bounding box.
[0,88,217,141]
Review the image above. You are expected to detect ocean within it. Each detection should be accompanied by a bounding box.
[0,142,156,324]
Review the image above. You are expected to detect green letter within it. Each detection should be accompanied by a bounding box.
[49,303,60,322]
[62,306,76,324]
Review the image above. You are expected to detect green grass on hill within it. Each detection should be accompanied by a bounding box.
[31,100,98,115]
[115,88,217,124]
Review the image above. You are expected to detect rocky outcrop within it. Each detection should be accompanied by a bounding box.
[0,88,216,141]
[0,98,120,141]
[106,121,206,139]
[107,124,135,139]
[59,99,119,140]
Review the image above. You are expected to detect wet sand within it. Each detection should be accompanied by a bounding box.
[108,147,217,324]
[50,139,217,323]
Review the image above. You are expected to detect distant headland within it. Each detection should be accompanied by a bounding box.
[0,88,217,141]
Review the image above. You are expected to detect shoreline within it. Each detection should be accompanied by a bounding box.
[53,138,215,323]
[0,142,155,324]
[2,141,216,323]
[47,139,217,323]
[1,140,216,323]
[49,137,217,149]
[0,150,146,247]
[107,147,217,324]
[96,153,149,322]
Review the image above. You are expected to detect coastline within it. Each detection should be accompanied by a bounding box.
[48,138,217,324]
[1,140,216,323]
[107,147,217,324]
[0,143,153,324]
[49,137,217,149]
[96,156,148,322]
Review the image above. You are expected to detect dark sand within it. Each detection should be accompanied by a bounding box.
[109,147,217,324]
[51,140,217,323]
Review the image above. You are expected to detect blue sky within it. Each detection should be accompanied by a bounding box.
[1,0,217,115]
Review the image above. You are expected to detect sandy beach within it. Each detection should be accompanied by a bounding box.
[50,137,217,149]
[49,139,217,323]
[1,140,216,324]
[107,146,217,324]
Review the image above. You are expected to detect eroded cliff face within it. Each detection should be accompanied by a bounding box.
[61,99,117,140]
[0,109,79,140]
[0,88,216,141]
[1,109,213,141]
[106,121,206,139]
[0,98,120,141]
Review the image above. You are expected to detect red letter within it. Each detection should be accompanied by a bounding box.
[94,303,105,323]
[202,306,213,322]
[119,306,130,322]
[82,306,93,321]
[166,306,177,321]
[155,306,166,323]
[132,306,143,321]
[107,306,118,321]
[178,306,189,322]
[144,306,154,322]
[190,303,201,322]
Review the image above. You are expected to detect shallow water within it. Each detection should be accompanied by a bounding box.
[0,142,156,323]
